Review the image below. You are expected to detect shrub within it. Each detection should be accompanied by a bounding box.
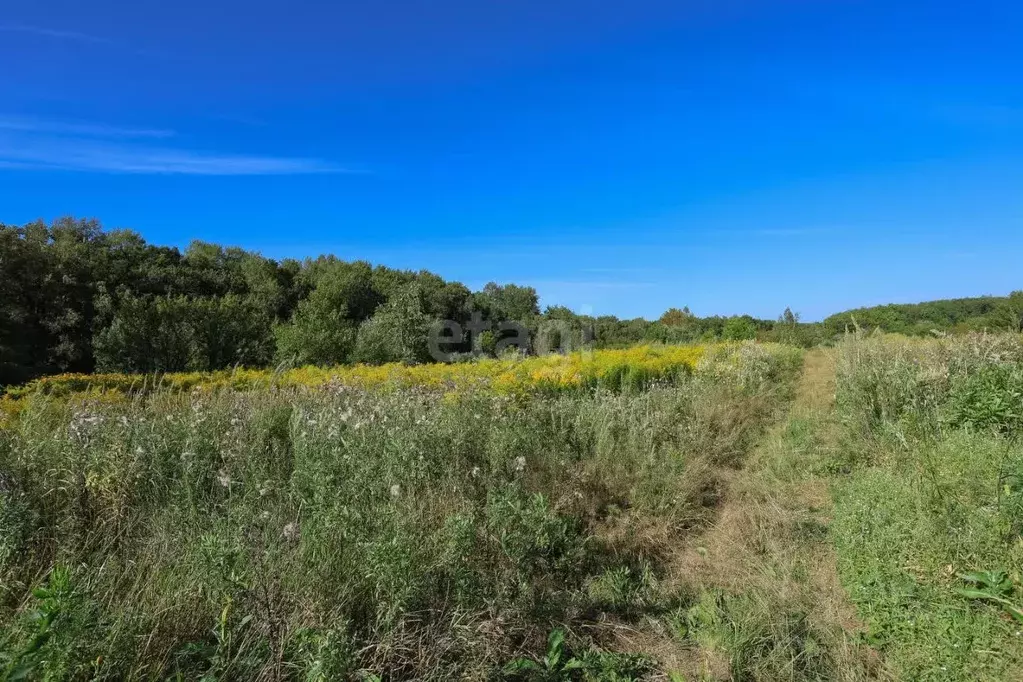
[722,316,758,341]
[947,363,1023,434]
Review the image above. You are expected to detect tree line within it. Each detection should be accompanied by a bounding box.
[6,217,1015,388]
[0,218,816,386]
[0,218,544,385]
[823,294,1023,336]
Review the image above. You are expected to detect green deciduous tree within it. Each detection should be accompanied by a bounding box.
[353,285,434,365]
[473,282,540,322]
[274,298,356,368]
[94,294,275,372]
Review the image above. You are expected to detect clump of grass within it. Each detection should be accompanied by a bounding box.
[669,588,839,681]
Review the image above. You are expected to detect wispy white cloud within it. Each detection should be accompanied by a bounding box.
[0,117,174,139]
[0,23,166,57]
[0,23,112,45]
[0,116,353,176]
[0,137,347,175]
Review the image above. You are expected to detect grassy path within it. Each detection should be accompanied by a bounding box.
[626,350,890,680]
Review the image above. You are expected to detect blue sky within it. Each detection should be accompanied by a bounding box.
[2,0,1022,321]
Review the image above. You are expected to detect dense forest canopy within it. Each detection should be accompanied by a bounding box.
[1,217,1019,387]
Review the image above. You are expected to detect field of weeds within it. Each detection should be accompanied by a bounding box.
[5,333,1021,681]
[642,333,1023,682]
[828,333,1023,681]
[0,343,802,680]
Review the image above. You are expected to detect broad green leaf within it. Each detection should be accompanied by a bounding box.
[955,587,999,600]
[562,658,586,671]
[547,628,566,653]
[503,657,541,674]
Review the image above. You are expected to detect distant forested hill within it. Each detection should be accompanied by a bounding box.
[823,293,1023,335]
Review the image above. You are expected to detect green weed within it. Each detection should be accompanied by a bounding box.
[503,629,651,682]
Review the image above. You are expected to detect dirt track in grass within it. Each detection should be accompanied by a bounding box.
[618,350,890,681]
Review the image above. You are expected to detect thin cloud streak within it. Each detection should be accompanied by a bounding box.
[0,117,175,139]
[0,23,166,57]
[0,23,113,45]
[0,135,352,176]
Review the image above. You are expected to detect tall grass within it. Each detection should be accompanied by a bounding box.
[831,332,1023,681]
[835,332,1023,440]
[0,343,801,680]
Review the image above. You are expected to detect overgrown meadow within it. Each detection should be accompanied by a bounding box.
[0,344,802,681]
[829,333,1023,680]
[5,332,1023,682]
